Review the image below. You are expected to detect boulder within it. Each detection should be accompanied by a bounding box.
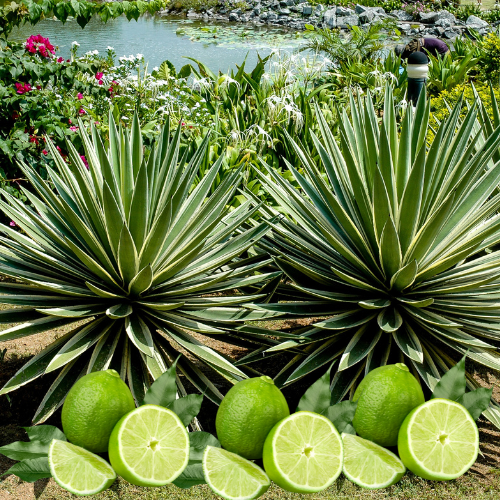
[302,3,312,15]
[466,15,489,29]
[324,8,336,28]
[443,28,460,39]
[436,10,456,24]
[267,11,278,21]
[418,11,439,24]
[314,4,324,16]
[336,14,360,27]
[279,7,291,15]
[228,12,239,21]
[359,10,375,24]
[253,6,261,14]
[390,10,414,22]
[435,18,453,28]
[336,6,354,16]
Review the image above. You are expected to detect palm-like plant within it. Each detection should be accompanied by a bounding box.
[0,114,284,423]
[250,88,500,428]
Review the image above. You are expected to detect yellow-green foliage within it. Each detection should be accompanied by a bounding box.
[430,82,500,129]
[479,32,500,82]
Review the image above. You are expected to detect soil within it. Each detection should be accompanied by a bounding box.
[1,319,500,499]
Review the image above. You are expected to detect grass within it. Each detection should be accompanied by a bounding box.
[2,472,500,500]
[459,0,497,10]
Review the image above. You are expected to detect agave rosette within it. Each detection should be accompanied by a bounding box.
[249,88,500,427]
[0,114,285,422]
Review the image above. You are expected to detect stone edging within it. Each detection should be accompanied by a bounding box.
[159,2,498,39]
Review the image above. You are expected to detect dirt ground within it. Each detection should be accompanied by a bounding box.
[1,320,500,500]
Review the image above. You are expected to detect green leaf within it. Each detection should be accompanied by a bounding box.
[118,224,139,286]
[167,394,203,427]
[143,356,180,406]
[457,388,493,421]
[187,432,221,462]
[106,303,133,319]
[172,463,206,489]
[0,440,50,461]
[23,425,66,444]
[296,361,334,414]
[325,400,357,435]
[1,457,51,482]
[125,315,154,357]
[431,355,466,401]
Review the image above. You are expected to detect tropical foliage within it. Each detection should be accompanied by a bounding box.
[0,114,290,422]
[248,88,500,428]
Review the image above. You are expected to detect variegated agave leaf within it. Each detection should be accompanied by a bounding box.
[251,87,500,428]
[0,113,284,422]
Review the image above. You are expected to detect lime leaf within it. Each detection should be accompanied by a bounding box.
[1,457,51,482]
[172,463,206,489]
[142,355,180,406]
[431,355,466,401]
[167,394,203,426]
[296,361,334,414]
[0,440,50,461]
[457,387,493,421]
[325,400,357,434]
[188,432,221,462]
[23,425,66,443]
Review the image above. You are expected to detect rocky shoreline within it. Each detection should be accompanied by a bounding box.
[159,2,498,40]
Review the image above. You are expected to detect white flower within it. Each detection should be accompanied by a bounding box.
[136,54,144,59]
[107,46,114,51]
[153,66,159,72]
[72,41,80,47]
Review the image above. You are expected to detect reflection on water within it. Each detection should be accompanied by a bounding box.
[9,15,304,73]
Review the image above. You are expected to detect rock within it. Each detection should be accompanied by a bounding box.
[336,14,359,27]
[336,6,354,16]
[324,8,336,28]
[466,15,488,29]
[436,10,456,24]
[203,13,209,21]
[279,7,290,15]
[399,23,411,33]
[271,0,279,9]
[435,18,453,28]
[390,10,414,21]
[302,3,312,15]
[359,10,375,24]
[267,11,278,21]
[259,11,268,19]
[229,12,240,21]
[187,9,202,18]
[419,11,439,24]
[443,28,459,39]
[253,6,261,14]
[314,4,324,16]
[355,4,367,14]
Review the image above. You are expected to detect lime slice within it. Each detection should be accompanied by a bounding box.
[203,446,270,500]
[49,439,116,496]
[398,399,479,480]
[108,404,189,486]
[262,411,343,493]
[342,433,405,489]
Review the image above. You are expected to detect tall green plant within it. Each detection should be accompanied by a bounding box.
[249,87,500,429]
[0,113,285,422]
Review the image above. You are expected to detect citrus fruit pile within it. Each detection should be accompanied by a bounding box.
[10,360,484,498]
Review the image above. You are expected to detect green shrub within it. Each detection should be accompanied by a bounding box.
[479,31,500,83]
[172,0,218,10]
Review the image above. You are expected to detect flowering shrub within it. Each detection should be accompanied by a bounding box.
[479,31,500,82]
[24,34,55,57]
[402,1,430,17]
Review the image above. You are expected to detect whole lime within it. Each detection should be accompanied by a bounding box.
[215,376,290,459]
[62,369,135,453]
[352,363,425,447]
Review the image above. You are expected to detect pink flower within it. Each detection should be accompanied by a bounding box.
[68,119,72,124]
[78,108,86,115]
[77,93,83,100]
[95,72,104,80]
[15,83,31,94]
[181,122,186,126]
[98,80,103,85]
[80,155,89,169]
[9,221,16,227]
[69,126,78,131]
[94,121,100,125]
[57,57,64,63]
[42,149,48,155]
[25,34,55,57]
[56,146,62,153]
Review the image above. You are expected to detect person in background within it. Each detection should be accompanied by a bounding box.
[395,37,450,59]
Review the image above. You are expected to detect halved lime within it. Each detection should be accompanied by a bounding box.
[203,445,270,500]
[398,399,479,480]
[342,433,405,489]
[108,404,189,486]
[262,411,343,493]
[49,439,116,496]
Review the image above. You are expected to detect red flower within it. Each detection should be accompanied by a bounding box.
[15,83,32,94]
[42,149,48,155]
[56,146,62,153]
[25,34,55,58]
[80,155,89,169]
[36,85,41,90]
[29,135,39,145]
[78,108,86,115]
[95,72,104,80]
[77,93,83,100]
[57,57,64,63]
[98,80,103,85]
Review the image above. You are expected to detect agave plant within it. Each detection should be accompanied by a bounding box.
[249,87,500,428]
[0,113,285,423]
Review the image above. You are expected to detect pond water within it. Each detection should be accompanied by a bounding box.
[9,14,309,73]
